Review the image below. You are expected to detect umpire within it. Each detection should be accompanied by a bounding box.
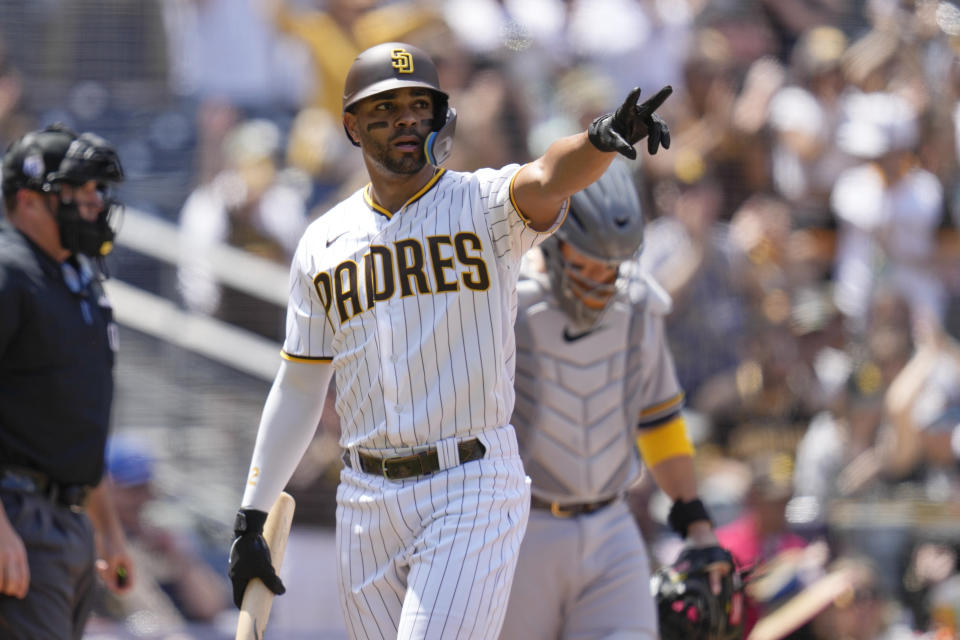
[0,124,133,638]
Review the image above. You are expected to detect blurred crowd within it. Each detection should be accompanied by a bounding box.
[5,0,960,638]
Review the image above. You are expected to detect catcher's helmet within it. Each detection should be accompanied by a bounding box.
[542,158,645,329]
[2,123,77,199]
[342,42,456,165]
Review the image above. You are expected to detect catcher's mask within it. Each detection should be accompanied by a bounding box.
[342,42,456,165]
[48,132,125,258]
[651,547,746,640]
[541,158,645,331]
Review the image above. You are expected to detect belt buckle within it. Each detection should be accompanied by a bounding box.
[550,501,575,518]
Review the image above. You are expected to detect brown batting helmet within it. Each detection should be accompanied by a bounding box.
[341,42,456,164]
[342,42,447,113]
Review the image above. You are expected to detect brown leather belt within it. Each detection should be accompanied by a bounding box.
[342,438,487,480]
[531,494,620,518]
[0,466,90,509]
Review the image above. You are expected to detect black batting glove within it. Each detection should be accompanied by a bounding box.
[588,85,673,159]
[228,508,286,608]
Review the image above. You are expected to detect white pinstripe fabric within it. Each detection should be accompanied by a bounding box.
[435,436,460,471]
[283,165,565,453]
[336,425,530,640]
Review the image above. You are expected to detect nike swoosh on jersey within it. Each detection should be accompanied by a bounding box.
[562,327,598,343]
[326,231,349,248]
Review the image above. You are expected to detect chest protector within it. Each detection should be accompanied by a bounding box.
[512,279,645,502]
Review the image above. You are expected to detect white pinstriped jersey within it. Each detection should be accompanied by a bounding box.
[512,272,683,503]
[283,165,566,453]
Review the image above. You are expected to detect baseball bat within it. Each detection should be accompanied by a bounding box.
[235,491,296,640]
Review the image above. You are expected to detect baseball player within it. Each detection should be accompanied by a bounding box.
[500,159,737,639]
[228,41,671,639]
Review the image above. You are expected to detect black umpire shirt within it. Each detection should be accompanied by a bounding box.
[0,221,115,487]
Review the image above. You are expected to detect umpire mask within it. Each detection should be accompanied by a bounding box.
[48,132,125,257]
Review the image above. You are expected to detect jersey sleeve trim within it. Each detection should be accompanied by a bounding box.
[280,351,334,364]
[638,391,685,425]
[635,415,695,467]
[363,168,447,219]
[508,165,569,233]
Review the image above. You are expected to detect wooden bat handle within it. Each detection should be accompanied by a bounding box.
[235,492,296,640]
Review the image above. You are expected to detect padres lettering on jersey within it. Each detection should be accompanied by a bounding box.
[314,232,491,323]
[283,166,566,452]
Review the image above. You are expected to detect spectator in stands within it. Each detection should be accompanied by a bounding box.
[766,26,852,231]
[831,91,945,331]
[94,435,230,631]
[877,311,960,490]
[177,117,308,337]
[749,554,901,640]
[0,36,29,150]
[638,168,752,442]
[268,0,444,120]
[792,290,916,523]
[716,452,808,636]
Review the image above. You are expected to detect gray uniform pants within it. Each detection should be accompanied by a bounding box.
[500,499,658,640]
[0,491,97,640]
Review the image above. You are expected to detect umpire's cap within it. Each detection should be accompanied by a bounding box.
[2,124,77,198]
[342,42,448,113]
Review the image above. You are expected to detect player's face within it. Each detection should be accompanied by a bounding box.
[559,241,619,310]
[347,88,435,175]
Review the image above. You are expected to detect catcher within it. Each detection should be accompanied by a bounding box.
[500,158,743,639]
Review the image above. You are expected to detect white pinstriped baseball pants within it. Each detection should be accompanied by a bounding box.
[336,425,531,640]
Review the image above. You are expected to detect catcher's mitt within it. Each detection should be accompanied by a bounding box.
[651,545,745,640]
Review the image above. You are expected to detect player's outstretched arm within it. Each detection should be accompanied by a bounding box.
[513,86,672,231]
[229,359,332,607]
